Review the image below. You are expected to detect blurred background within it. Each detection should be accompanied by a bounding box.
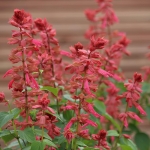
[0,0,150,131]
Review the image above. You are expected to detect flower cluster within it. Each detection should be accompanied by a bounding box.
[3,9,61,140]
[118,73,146,127]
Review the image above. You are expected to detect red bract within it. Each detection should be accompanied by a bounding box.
[32,94,55,114]
[92,129,110,150]
[0,92,5,102]
[85,9,97,22]
[9,9,32,28]
[90,36,107,51]
[34,18,48,31]
[64,129,75,143]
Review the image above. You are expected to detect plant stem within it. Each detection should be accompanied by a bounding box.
[112,104,128,150]
[17,138,23,150]
[107,25,112,47]
[20,28,29,122]
[42,126,44,141]
[45,31,60,114]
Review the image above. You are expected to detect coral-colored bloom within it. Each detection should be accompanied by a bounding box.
[9,9,32,28]
[127,111,143,123]
[25,72,39,89]
[90,36,107,51]
[118,113,128,127]
[0,92,5,102]
[64,129,75,143]
[92,129,110,150]
[34,18,48,31]
[85,9,97,22]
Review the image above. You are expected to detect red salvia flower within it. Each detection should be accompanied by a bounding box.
[92,129,110,150]
[0,92,5,102]
[9,9,32,28]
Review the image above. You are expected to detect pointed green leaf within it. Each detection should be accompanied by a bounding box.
[107,130,119,136]
[120,145,132,150]
[41,86,59,96]
[120,138,138,150]
[18,127,35,143]
[34,129,52,140]
[63,94,74,101]
[127,139,138,150]
[57,135,66,145]
[10,108,21,119]
[0,130,15,138]
[104,113,121,131]
[31,141,44,150]
[7,139,22,148]
[76,141,87,147]
[0,112,14,128]
[43,139,57,148]
[93,100,106,114]
[134,132,150,150]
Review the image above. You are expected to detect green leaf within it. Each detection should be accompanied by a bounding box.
[0,112,14,128]
[83,147,99,150]
[0,130,15,138]
[127,139,138,150]
[2,133,15,143]
[41,86,59,96]
[10,108,21,119]
[120,138,138,150]
[1,130,16,143]
[31,141,44,150]
[43,139,57,148]
[7,139,22,148]
[86,98,93,103]
[142,82,150,94]
[107,130,119,136]
[104,113,121,131]
[120,145,132,150]
[93,100,106,114]
[76,141,87,147]
[46,111,65,123]
[115,82,126,93]
[146,105,150,120]
[22,145,31,150]
[57,135,66,145]
[3,148,12,150]
[63,110,73,121]
[134,132,150,150]
[128,123,139,133]
[18,127,35,143]
[30,109,38,121]
[63,94,74,101]
[34,129,52,140]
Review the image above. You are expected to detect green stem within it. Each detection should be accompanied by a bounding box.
[17,138,23,150]
[7,100,17,136]
[42,126,44,141]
